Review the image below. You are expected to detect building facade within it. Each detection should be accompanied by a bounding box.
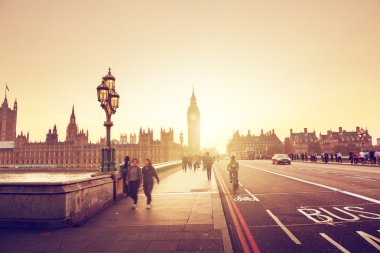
[319,127,372,154]
[187,88,200,154]
[286,128,320,154]
[0,103,181,169]
[227,129,282,159]
[0,95,17,141]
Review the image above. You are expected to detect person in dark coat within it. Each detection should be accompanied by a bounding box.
[142,158,159,209]
[369,150,376,165]
[182,156,188,171]
[349,152,354,164]
[324,153,329,163]
[204,152,214,181]
[120,156,130,195]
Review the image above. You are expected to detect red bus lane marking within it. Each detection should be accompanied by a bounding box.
[214,168,251,253]
[215,167,261,253]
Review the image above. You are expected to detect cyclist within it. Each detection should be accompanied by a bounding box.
[227,156,239,186]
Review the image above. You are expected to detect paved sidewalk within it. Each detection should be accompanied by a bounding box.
[0,166,233,253]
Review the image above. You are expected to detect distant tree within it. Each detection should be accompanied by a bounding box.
[283,138,291,154]
[267,145,283,156]
[308,142,321,154]
[334,143,360,155]
[333,144,347,154]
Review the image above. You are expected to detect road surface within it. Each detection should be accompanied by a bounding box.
[214,160,380,253]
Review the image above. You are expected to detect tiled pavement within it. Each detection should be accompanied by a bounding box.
[0,166,233,253]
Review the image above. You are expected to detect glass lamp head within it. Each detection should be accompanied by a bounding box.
[97,82,109,103]
[103,68,116,90]
[105,79,115,90]
[110,92,120,110]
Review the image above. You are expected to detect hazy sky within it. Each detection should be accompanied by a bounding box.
[1,0,379,152]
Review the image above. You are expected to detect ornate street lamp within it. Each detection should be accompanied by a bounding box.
[180,132,184,158]
[96,68,120,172]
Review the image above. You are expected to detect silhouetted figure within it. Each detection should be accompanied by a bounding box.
[204,152,214,181]
[369,150,376,165]
[120,156,130,195]
[349,152,354,164]
[182,156,188,172]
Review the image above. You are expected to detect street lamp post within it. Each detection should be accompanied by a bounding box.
[180,132,184,159]
[358,128,367,152]
[96,68,120,172]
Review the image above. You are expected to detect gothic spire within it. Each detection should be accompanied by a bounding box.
[191,86,197,103]
[70,105,76,121]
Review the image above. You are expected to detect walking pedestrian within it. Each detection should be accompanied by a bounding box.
[120,156,130,195]
[324,153,329,164]
[337,152,342,163]
[126,158,142,209]
[375,150,380,165]
[204,152,214,181]
[369,150,376,165]
[182,155,187,172]
[202,155,206,171]
[142,158,159,209]
[360,151,366,164]
[354,152,360,164]
[349,152,354,164]
[187,156,192,172]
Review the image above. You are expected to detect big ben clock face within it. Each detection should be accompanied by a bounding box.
[190,114,197,121]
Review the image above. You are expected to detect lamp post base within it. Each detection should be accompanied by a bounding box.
[100,147,116,172]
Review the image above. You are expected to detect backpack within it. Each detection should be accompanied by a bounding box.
[205,156,213,166]
[230,161,239,171]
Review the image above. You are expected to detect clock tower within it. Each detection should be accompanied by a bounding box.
[187,88,200,154]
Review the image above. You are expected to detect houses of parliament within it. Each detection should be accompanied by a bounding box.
[0,92,188,169]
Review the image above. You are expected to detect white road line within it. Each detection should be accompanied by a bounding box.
[239,182,243,186]
[357,231,380,250]
[356,175,379,181]
[266,210,302,245]
[242,163,380,205]
[319,233,350,253]
[344,175,377,181]
[296,163,380,174]
[244,188,260,201]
